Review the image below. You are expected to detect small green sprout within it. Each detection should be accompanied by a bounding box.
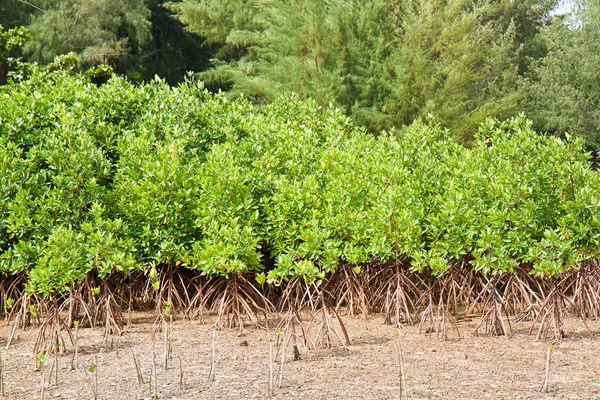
[163,300,172,316]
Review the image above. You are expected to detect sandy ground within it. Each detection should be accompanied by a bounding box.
[1,312,600,400]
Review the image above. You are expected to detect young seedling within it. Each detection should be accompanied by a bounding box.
[71,321,79,370]
[178,355,184,390]
[4,298,14,319]
[5,304,18,350]
[208,330,216,382]
[268,341,275,398]
[277,329,286,389]
[541,343,553,393]
[152,352,158,398]
[36,352,48,400]
[169,315,173,361]
[51,342,59,386]
[132,353,144,384]
[29,305,39,326]
[0,350,5,396]
[393,332,408,400]
[87,355,99,400]
[162,300,173,370]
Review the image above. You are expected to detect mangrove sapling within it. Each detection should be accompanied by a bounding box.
[29,305,40,327]
[152,351,158,398]
[178,355,184,390]
[163,324,168,370]
[208,330,216,382]
[3,298,15,324]
[169,315,173,360]
[394,333,408,400]
[277,329,286,388]
[132,352,144,384]
[49,342,59,386]
[161,300,173,370]
[87,355,99,400]
[268,341,275,398]
[541,344,552,393]
[0,350,5,396]
[47,359,55,388]
[36,352,48,400]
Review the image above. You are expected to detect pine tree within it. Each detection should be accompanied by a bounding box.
[23,0,152,67]
[522,0,600,149]
[174,0,557,142]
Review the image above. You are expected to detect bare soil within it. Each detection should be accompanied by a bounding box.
[1,312,600,400]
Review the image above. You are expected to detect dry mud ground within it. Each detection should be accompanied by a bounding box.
[1,312,600,400]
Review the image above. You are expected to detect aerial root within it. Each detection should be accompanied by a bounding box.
[374,264,421,327]
[275,306,315,360]
[530,278,572,343]
[474,276,512,337]
[154,264,193,317]
[329,264,370,318]
[451,263,485,313]
[97,293,124,339]
[202,275,274,333]
[0,275,26,322]
[308,288,351,349]
[417,273,460,341]
[186,275,208,323]
[570,262,600,319]
[501,269,543,317]
[34,298,73,355]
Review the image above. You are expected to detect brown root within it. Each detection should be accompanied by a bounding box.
[202,275,274,333]
[474,276,512,337]
[275,306,315,360]
[186,275,208,323]
[0,275,26,322]
[529,279,571,343]
[417,272,460,341]
[570,261,600,319]
[34,298,73,355]
[154,264,194,317]
[372,263,421,327]
[308,286,351,349]
[502,267,545,316]
[329,264,370,318]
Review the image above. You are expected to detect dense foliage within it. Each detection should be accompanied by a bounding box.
[1,65,599,300]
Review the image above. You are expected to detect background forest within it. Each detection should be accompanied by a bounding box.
[1,0,600,148]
